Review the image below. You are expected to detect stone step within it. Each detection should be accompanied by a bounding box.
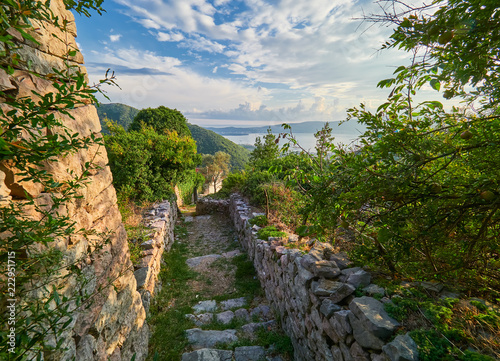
[181,346,275,361]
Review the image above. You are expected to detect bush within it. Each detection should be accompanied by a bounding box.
[257,226,287,240]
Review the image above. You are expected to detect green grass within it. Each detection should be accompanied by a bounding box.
[147,237,198,360]
[232,254,263,298]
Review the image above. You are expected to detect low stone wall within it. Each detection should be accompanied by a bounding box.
[228,194,418,361]
[196,197,230,215]
[133,200,177,314]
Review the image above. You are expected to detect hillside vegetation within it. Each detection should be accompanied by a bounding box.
[188,123,249,170]
[97,103,249,170]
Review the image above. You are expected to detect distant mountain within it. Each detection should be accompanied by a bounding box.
[206,120,365,136]
[96,103,249,170]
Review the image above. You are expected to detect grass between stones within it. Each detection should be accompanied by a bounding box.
[146,221,272,360]
[147,226,198,361]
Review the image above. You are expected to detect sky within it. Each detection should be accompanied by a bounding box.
[73,0,433,128]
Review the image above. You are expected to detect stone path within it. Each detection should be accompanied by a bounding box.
[178,212,291,361]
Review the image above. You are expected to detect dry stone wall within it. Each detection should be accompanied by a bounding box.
[0,2,151,360]
[133,200,177,314]
[228,194,419,361]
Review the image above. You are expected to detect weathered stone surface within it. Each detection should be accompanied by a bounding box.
[382,333,419,361]
[220,297,247,310]
[330,252,354,269]
[134,267,150,289]
[250,305,272,320]
[216,311,235,325]
[182,348,233,361]
[186,329,238,349]
[241,321,276,338]
[349,297,399,340]
[186,313,214,326]
[351,341,370,361]
[347,270,372,289]
[234,346,266,361]
[234,308,250,321]
[312,260,342,279]
[331,345,344,361]
[363,284,386,297]
[194,300,218,314]
[349,315,385,350]
[320,298,342,318]
[334,310,353,335]
[186,254,222,268]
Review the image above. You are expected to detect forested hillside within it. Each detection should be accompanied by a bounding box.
[187,123,249,170]
[97,103,249,170]
[97,103,139,131]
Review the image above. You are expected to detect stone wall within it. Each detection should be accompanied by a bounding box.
[228,194,419,361]
[0,2,150,360]
[133,200,177,314]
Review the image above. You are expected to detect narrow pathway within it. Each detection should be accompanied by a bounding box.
[148,210,293,361]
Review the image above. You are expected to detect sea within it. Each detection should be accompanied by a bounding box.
[223,132,362,151]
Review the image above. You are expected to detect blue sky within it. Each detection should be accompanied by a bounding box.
[73,0,428,127]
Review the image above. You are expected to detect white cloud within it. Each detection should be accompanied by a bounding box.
[98,0,438,122]
[179,35,225,53]
[86,47,267,113]
[156,31,185,42]
[109,34,122,42]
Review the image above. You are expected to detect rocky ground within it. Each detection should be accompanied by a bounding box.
[148,207,293,361]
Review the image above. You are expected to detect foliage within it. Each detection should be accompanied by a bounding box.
[232,254,263,299]
[104,121,200,203]
[177,170,205,204]
[269,0,500,295]
[249,127,280,168]
[0,0,113,359]
[377,0,500,108]
[188,123,250,170]
[383,286,499,360]
[249,215,268,227]
[97,103,139,133]
[257,226,287,240]
[199,151,231,193]
[94,103,250,170]
[129,105,192,137]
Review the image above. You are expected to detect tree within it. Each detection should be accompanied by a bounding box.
[129,106,192,137]
[372,0,500,108]
[104,121,201,202]
[283,0,500,294]
[249,128,280,168]
[200,152,231,193]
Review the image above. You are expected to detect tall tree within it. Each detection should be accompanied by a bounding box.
[129,106,192,137]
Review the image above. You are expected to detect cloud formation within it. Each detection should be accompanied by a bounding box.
[80,0,439,123]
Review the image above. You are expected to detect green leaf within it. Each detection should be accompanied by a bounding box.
[430,79,441,91]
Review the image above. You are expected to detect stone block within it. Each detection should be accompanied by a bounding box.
[182,348,233,361]
[382,333,419,361]
[347,270,372,289]
[320,298,342,318]
[234,346,266,361]
[349,297,399,340]
[186,329,238,349]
